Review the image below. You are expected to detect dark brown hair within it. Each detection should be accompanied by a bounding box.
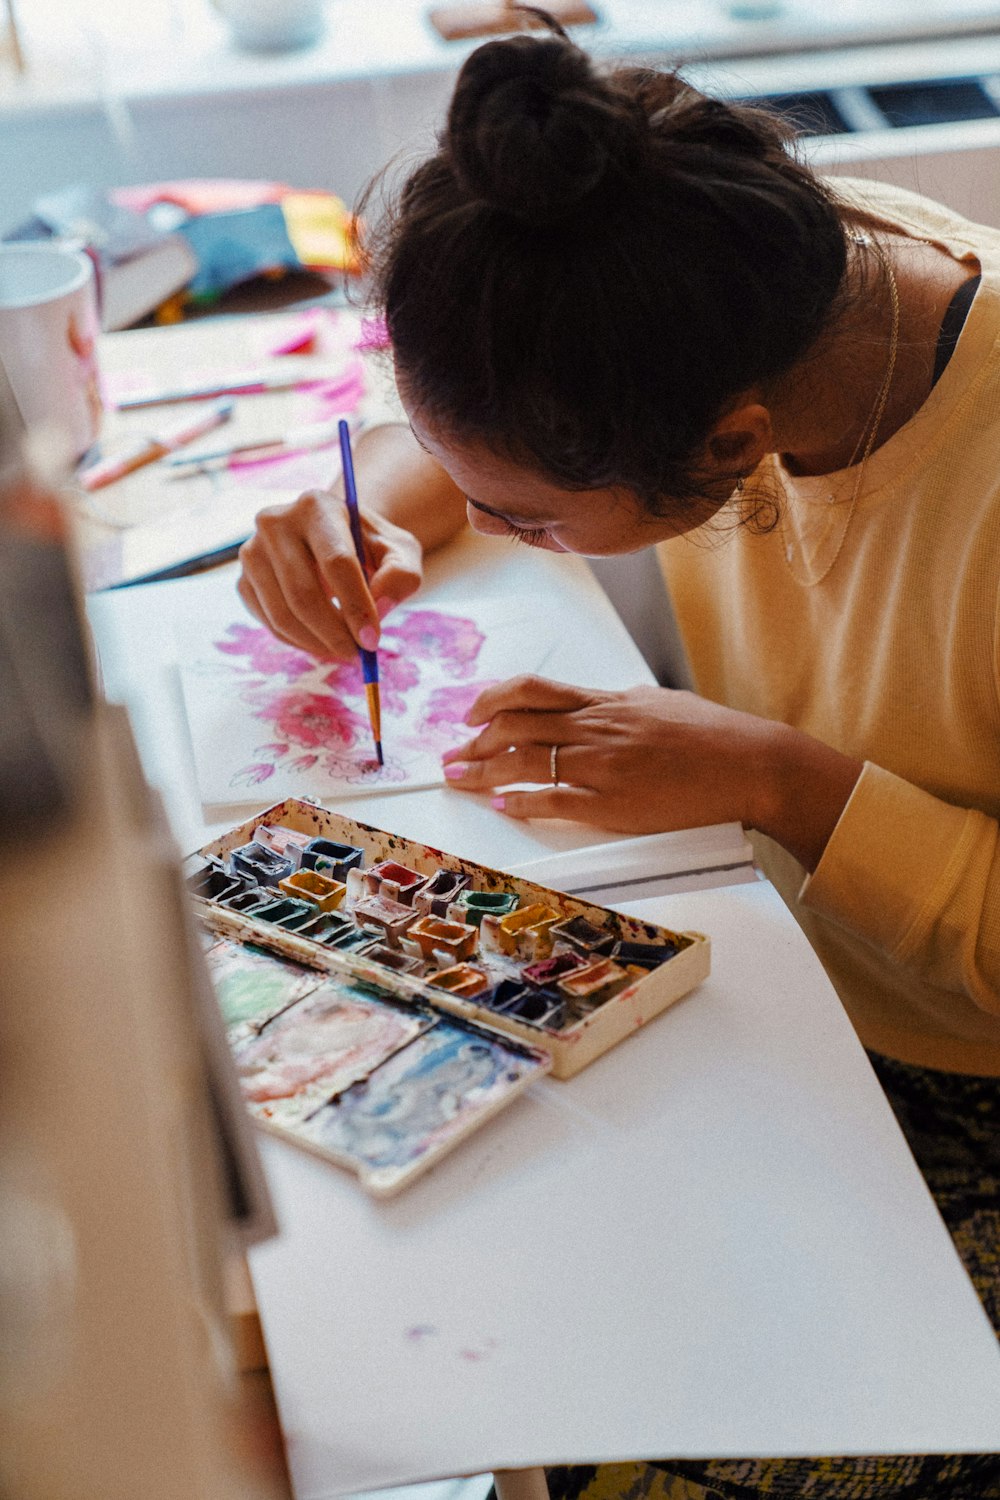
[362,26,850,520]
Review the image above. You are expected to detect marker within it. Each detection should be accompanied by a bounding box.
[338,418,383,767]
[114,367,340,410]
[78,400,234,491]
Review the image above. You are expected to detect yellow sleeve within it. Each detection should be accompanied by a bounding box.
[800,763,1000,1012]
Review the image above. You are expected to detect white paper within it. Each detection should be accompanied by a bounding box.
[509,823,757,900]
[176,579,555,808]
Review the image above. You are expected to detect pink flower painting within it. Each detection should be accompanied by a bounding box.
[202,609,497,797]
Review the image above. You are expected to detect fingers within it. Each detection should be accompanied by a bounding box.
[465,675,597,726]
[236,563,343,660]
[443,708,585,764]
[365,520,423,620]
[443,741,590,791]
[293,493,381,649]
[237,492,425,661]
[491,786,606,821]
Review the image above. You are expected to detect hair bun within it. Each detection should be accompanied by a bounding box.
[446,34,640,224]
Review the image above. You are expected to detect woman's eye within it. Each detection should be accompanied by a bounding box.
[499,518,551,548]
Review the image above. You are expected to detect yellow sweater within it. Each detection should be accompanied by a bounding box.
[658,179,1000,1075]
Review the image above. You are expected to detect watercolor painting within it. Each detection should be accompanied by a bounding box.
[178,594,551,807]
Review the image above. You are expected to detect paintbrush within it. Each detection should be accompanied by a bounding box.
[337,418,383,767]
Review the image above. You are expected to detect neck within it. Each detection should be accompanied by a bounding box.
[766,232,973,477]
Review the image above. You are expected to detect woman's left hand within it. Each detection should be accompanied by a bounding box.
[442,675,864,872]
[441,676,780,834]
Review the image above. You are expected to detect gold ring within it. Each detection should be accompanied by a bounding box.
[550,744,560,786]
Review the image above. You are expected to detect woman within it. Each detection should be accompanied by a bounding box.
[238,23,999,1497]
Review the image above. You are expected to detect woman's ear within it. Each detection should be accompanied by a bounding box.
[704,401,773,479]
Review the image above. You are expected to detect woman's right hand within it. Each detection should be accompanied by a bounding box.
[236,487,424,661]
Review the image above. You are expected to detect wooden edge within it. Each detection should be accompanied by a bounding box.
[428,0,597,42]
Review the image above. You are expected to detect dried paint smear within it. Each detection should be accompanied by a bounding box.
[305,1022,536,1177]
[234,980,429,1127]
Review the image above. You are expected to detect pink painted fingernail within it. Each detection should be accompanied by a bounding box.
[358,624,379,651]
[441,747,465,765]
[443,764,467,781]
[375,595,394,620]
[491,796,506,812]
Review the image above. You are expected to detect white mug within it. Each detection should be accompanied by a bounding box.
[0,244,102,463]
[211,0,325,52]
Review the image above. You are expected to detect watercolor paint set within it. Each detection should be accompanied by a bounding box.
[188,798,710,1194]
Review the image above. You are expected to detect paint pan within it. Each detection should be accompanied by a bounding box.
[362,859,426,905]
[412,869,470,917]
[221,887,275,915]
[256,824,313,868]
[230,841,295,887]
[234,979,430,1128]
[361,943,421,974]
[496,985,566,1028]
[186,864,245,902]
[407,915,478,964]
[549,914,617,956]
[521,951,590,988]
[251,897,317,930]
[483,903,560,960]
[353,893,420,947]
[300,837,365,881]
[279,868,347,911]
[302,1019,548,1195]
[614,938,681,969]
[428,963,490,999]
[557,957,631,1004]
[205,939,323,1041]
[452,889,519,926]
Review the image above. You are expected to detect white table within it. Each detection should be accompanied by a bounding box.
[88,528,1000,1499]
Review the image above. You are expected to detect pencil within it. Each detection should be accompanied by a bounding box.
[338,419,383,766]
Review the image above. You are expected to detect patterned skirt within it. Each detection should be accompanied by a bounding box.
[544,1052,1000,1500]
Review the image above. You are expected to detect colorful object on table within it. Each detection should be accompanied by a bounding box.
[187,799,709,1192]
[557,957,632,1004]
[361,859,425,905]
[302,1021,543,1193]
[113,367,339,410]
[175,565,553,805]
[230,840,295,887]
[338,418,383,767]
[406,915,479,965]
[452,888,519,926]
[353,893,420,947]
[177,194,358,300]
[233,979,429,1128]
[483,903,561,960]
[428,963,491,999]
[77,398,234,490]
[412,869,471,918]
[279,868,347,911]
[301,838,365,881]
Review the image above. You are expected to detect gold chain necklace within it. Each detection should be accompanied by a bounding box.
[780,232,900,588]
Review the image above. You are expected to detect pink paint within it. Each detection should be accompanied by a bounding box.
[212,610,498,792]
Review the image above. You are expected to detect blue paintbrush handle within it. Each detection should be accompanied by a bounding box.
[338,419,369,581]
